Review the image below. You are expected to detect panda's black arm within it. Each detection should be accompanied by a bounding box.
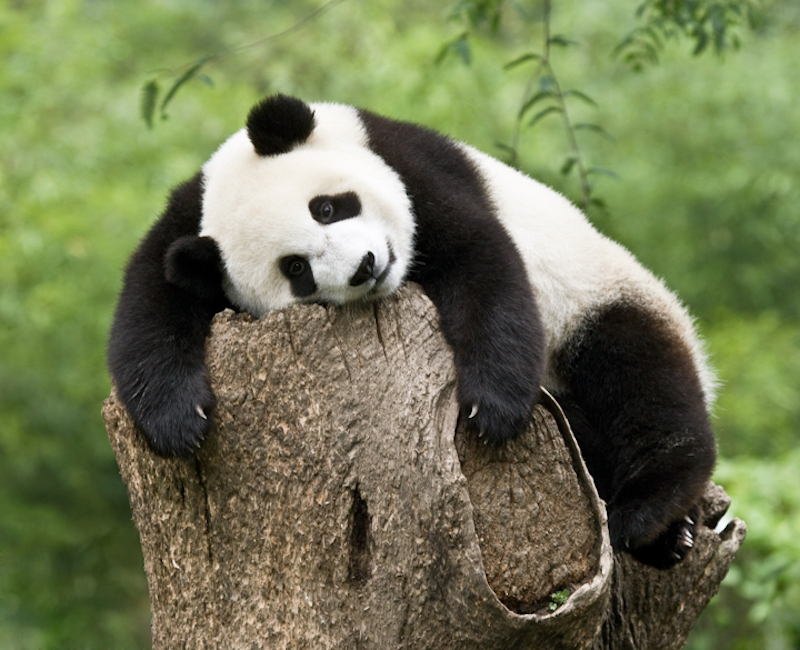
[107,173,230,457]
[412,233,546,444]
[358,110,546,443]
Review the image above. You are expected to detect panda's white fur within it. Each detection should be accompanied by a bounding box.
[200,105,415,314]
[202,102,715,406]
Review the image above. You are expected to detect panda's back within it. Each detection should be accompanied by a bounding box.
[461,145,715,401]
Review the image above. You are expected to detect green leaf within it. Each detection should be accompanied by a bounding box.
[562,89,598,107]
[574,122,616,141]
[549,34,579,47]
[159,56,212,119]
[528,105,562,127]
[693,28,709,55]
[518,90,555,119]
[560,156,578,175]
[140,79,160,129]
[436,33,471,65]
[587,166,619,179]
[453,34,472,64]
[549,589,570,611]
[503,52,542,70]
[643,25,664,49]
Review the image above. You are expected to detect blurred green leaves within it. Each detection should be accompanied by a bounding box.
[616,0,761,69]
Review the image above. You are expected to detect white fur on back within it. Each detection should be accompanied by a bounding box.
[461,146,717,406]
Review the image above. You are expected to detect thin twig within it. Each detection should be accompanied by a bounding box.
[540,0,592,210]
[153,0,348,76]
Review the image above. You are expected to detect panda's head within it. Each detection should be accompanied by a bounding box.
[185,95,415,316]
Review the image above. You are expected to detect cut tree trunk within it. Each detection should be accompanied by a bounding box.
[102,285,746,650]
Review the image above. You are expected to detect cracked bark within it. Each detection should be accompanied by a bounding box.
[102,285,746,649]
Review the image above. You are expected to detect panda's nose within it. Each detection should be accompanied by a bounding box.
[349,252,375,286]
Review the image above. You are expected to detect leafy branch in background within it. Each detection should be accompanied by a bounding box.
[616,0,761,70]
[139,0,347,128]
[441,0,760,208]
[500,1,615,211]
[442,0,613,211]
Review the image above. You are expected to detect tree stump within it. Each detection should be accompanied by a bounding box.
[102,285,746,649]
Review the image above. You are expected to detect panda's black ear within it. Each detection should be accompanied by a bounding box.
[165,236,227,304]
[246,94,316,157]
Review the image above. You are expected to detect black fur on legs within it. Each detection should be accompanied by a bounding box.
[555,301,716,568]
[107,173,231,457]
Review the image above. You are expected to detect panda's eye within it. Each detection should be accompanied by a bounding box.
[309,194,360,224]
[280,255,310,280]
[279,255,316,297]
[320,201,334,222]
[288,259,306,276]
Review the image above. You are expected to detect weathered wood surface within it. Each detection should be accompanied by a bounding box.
[103,285,745,649]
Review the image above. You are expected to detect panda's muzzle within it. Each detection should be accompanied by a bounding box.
[349,252,375,287]
[349,246,397,292]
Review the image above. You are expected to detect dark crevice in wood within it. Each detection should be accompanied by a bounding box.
[348,484,373,586]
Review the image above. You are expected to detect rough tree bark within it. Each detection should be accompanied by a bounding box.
[102,285,746,650]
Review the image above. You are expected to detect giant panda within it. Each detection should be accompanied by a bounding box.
[108,94,717,569]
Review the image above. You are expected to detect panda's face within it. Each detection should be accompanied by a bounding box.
[199,126,415,316]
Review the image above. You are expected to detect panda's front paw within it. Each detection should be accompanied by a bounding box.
[461,396,532,446]
[130,378,216,458]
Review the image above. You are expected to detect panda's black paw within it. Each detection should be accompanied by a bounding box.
[628,514,698,569]
[610,505,700,570]
[461,396,531,446]
[128,378,216,458]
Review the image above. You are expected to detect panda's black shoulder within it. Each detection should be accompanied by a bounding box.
[113,172,206,320]
[356,109,491,208]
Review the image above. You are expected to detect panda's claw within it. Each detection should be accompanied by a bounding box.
[469,404,479,419]
[623,505,701,568]
[195,404,208,420]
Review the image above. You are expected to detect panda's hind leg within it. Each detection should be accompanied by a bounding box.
[556,301,716,568]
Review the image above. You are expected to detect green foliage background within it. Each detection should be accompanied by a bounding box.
[0,0,797,647]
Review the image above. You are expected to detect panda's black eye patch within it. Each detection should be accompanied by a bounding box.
[309,192,362,225]
[279,255,317,298]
